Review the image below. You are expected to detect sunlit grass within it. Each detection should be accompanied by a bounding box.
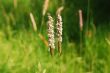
[0,26,110,73]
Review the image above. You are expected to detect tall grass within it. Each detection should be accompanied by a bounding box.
[0,0,110,73]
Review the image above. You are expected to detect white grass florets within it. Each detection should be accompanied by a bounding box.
[56,14,63,42]
[47,14,55,49]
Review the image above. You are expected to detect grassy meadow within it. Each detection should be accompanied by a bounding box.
[0,0,110,73]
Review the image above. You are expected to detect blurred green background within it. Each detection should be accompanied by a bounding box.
[0,0,110,73]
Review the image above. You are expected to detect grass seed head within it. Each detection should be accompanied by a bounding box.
[79,9,83,31]
[47,13,55,49]
[42,0,49,16]
[56,14,63,42]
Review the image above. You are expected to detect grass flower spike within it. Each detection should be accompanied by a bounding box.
[47,13,55,56]
[79,10,83,31]
[56,14,63,55]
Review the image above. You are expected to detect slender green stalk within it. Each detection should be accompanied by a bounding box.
[80,30,82,56]
[40,16,44,32]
